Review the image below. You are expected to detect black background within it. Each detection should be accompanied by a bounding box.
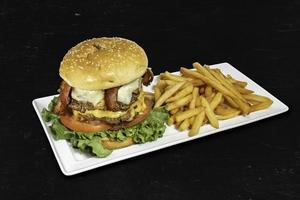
[1,0,300,199]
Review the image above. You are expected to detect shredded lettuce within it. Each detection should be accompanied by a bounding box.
[42,97,169,157]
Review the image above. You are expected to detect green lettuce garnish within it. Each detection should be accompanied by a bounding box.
[42,97,169,157]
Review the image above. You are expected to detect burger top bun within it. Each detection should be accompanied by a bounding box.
[59,37,148,90]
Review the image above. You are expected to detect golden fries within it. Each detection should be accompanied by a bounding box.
[165,80,178,85]
[204,86,213,97]
[209,68,247,103]
[250,99,273,112]
[216,110,241,120]
[153,62,273,137]
[243,94,272,102]
[154,82,185,108]
[163,71,191,82]
[202,97,219,128]
[175,107,204,122]
[166,84,193,103]
[190,79,205,86]
[166,94,193,110]
[227,74,248,88]
[195,95,202,107]
[154,87,161,102]
[215,105,240,116]
[210,92,223,110]
[167,116,175,126]
[178,119,190,131]
[181,67,237,100]
[189,111,205,136]
[234,86,254,94]
[189,87,199,109]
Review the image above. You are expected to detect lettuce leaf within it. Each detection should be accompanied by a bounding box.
[42,97,169,157]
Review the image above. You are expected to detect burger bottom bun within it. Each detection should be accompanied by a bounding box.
[101,137,134,150]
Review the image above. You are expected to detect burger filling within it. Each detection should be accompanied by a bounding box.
[74,91,146,124]
[55,68,154,125]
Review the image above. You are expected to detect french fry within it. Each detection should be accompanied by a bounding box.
[170,108,180,115]
[175,120,182,129]
[165,80,178,85]
[174,106,204,122]
[189,111,205,136]
[159,73,167,80]
[233,81,248,88]
[190,79,205,86]
[232,97,251,114]
[202,97,219,128]
[195,95,202,107]
[216,110,241,120]
[234,85,254,94]
[154,82,186,108]
[164,71,191,82]
[208,68,251,114]
[206,92,215,103]
[180,67,237,100]
[189,87,199,109]
[166,94,193,110]
[166,84,193,103]
[220,95,225,104]
[155,63,273,137]
[250,100,273,112]
[191,64,250,113]
[167,116,174,126]
[209,67,247,103]
[215,105,240,116]
[205,86,213,97]
[178,119,190,131]
[224,95,239,108]
[164,85,173,92]
[227,74,248,88]
[156,80,167,92]
[183,81,193,88]
[193,62,216,81]
[154,87,161,102]
[210,92,223,110]
[189,116,195,125]
[180,67,196,78]
[248,100,261,106]
[243,94,272,103]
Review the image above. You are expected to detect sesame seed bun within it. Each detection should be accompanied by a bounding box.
[59,37,148,90]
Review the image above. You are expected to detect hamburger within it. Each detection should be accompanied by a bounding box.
[42,37,168,157]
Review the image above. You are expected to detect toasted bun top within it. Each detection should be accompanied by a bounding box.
[59,37,148,90]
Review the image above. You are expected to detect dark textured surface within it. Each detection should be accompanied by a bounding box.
[1,0,300,199]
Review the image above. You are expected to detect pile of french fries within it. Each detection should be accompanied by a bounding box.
[154,62,273,136]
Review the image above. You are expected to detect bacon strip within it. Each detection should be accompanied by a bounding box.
[60,81,72,107]
[142,68,154,86]
[53,81,72,114]
[104,87,120,111]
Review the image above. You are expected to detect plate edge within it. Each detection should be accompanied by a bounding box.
[32,99,70,176]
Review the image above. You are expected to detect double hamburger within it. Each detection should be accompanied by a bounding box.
[53,37,155,149]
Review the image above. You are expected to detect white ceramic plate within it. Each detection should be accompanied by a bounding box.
[32,62,288,176]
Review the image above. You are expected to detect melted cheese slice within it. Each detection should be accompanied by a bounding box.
[71,88,104,106]
[71,78,140,106]
[73,91,146,119]
[117,78,141,104]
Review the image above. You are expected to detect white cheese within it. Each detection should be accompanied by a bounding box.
[117,78,140,105]
[71,88,104,106]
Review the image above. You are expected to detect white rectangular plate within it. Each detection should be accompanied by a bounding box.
[32,62,288,176]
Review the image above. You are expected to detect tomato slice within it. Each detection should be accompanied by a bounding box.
[60,115,111,133]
